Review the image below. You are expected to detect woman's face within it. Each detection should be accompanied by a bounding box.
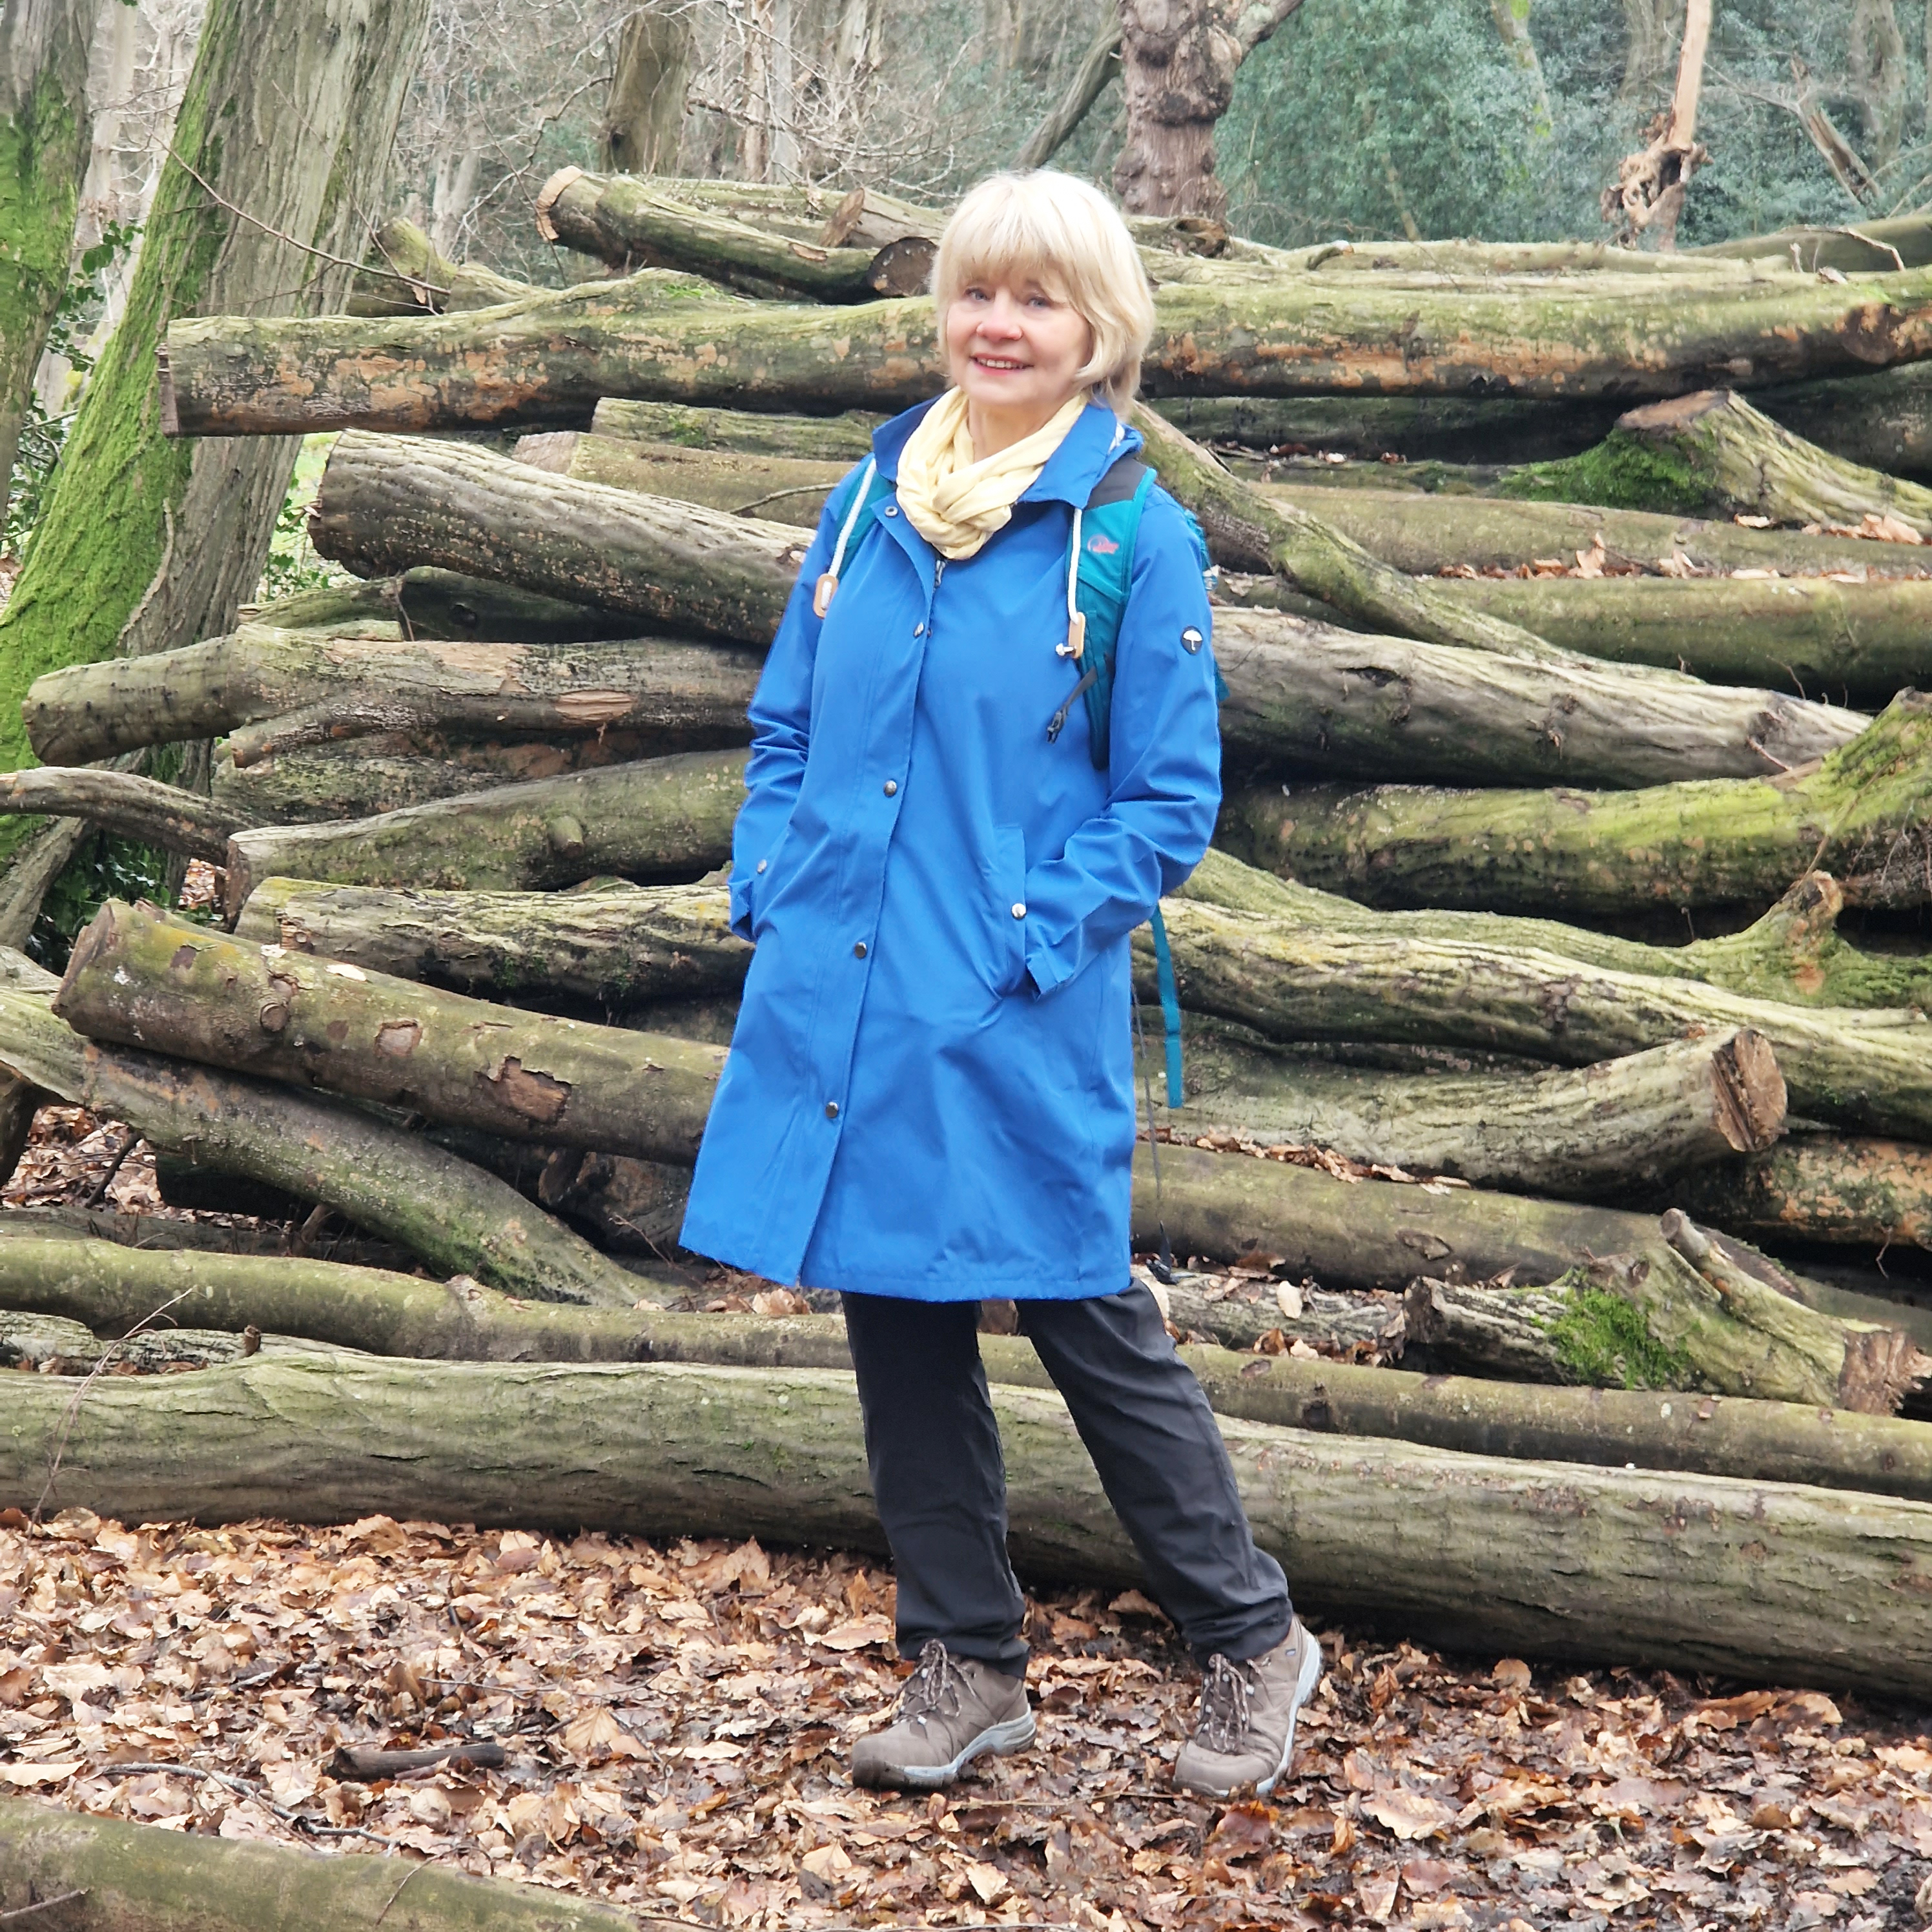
[944,271,1093,433]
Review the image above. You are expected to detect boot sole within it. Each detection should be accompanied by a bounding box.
[859,1711,1037,1790]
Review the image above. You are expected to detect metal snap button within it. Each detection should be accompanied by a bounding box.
[854,941,868,958]
[1011,903,1026,919]
[825,1100,840,1119]
[755,859,768,872]
[1182,627,1204,653]
[883,779,898,796]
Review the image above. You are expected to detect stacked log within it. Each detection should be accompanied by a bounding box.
[13,174,1932,1691]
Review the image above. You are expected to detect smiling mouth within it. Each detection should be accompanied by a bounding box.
[971,355,1031,371]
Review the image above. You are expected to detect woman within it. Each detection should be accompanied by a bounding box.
[680,169,1318,1798]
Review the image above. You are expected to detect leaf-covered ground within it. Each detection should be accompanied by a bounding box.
[5,1114,1932,1928]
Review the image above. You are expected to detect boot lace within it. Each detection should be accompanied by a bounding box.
[1194,1653,1252,1755]
[899,1640,969,1725]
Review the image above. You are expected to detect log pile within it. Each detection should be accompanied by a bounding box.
[13,174,1932,1690]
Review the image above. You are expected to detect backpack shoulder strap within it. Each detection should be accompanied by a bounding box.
[811,457,892,617]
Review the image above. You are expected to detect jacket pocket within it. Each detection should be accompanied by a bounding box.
[992,825,1028,997]
[749,823,800,941]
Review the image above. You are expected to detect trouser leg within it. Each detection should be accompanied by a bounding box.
[1018,1285,1293,1666]
[840,1292,1029,1674]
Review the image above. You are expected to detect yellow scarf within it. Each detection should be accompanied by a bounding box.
[895,388,1091,560]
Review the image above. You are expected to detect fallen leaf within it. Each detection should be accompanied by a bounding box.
[1492,1658,1532,1692]
[1367,1788,1455,1842]
[0,1762,81,1787]
[1107,1589,1164,1619]
[1357,1867,1401,1922]
[814,1614,894,1651]
[561,1707,648,1761]
[965,1860,1008,1906]
[1208,1801,1275,1860]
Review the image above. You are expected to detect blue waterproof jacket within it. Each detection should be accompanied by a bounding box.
[678,396,1222,1300]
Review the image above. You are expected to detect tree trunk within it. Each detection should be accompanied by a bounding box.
[26,628,756,768]
[1851,0,1909,171]
[309,433,808,642]
[1171,1029,1785,1197]
[12,1232,1932,1500]
[0,767,252,862]
[535,169,930,302]
[1147,889,1932,1142]
[223,747,745,905]
[1115,0,1239,218]
[1508,387,1932,535]
[348,217,539,318]
[1424,569,1932,708]
[56,898,725,1165]
[0,0,434,813]
[8,1353,1932,1692]
[0,1799,646,1932]
[1604,0,1710,248]
[0,0,97,526]
[0,978,644,1306]
[1264,479,1932,578]
[235,877,748,1008]
[1015,10,1122,167]
[1665,1133,1932,1251]
[1182,850,1932,1014]
[1219,690,1932,920]
[1488,0,1554,139]
[158,261,1932,437]
[604,5,692,176]
[590,395,881,457]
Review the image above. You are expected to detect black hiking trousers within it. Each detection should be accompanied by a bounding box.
[840,1284,1293,1676]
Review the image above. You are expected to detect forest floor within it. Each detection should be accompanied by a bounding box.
[4,1119,1932,1930]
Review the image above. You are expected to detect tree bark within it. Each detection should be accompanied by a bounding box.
[0,1798,646,1932]
[1665,1133,1932,1251]
[1264,479,1932,578]
[8,1353,1932,1692]
[159,262,1932,438]
[347,217,539,318]
[1603,0,1711,248]
[0,767,253,863]
[309,433,810,642]
[1171,1029,1785,1197]
[12,1233,1932,1501]
[1698,213,1932,272]
[1220,690,1932,920]
[0,0,435,808]
[224,747,746,905]
[535,169,930,302]
[603,5,692,176]
[1424,569,1932,708]
[0,0,97,527]
[234,877,748,1008]
[1147,888,1932,1143]
[0,978,643,1306]
[26,628,755,768]
[1510,387,1932,535]
[56,898,726,1165]
[564,431,840,526]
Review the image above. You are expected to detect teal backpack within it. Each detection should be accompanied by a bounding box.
[812,448,1217,1120]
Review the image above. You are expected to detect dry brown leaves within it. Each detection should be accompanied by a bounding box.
[3,1508,1931,1930]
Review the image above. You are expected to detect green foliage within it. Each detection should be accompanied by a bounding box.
[1500,429,1714,514]
[26,832,167,974]
[1543,1281,1694,1392]
[255,434,351,604]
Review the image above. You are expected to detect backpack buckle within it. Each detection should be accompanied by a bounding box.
[1057,610,1087,661]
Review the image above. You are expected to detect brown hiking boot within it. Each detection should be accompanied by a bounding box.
[1173,1618,1323,1799]
[851,1640,1034,1789]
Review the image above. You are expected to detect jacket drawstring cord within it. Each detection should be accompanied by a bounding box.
[813,456,878,618]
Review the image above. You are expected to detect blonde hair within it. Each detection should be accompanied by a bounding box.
[930,170,1155,416]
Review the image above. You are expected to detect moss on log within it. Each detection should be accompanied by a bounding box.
[10,1232,1932,1502]
[348,216,540,316]
[536,167,928,302]
[591,396,883,455]
[1220,689,1932,919]
[1505,387,1932,533]
[1266,481,1932,579]
[224,747,746,905]
[7,1353,1932,1690]
[1666,1133,1932,1251]
[161,258,1932,437]
[0,1796,644,1932]
[0,975,639,1306]
[57,899,724,1164]
[1426,570,1932,707]
[566,431,839,527]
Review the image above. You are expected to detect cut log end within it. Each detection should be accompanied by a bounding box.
[1711,1027,1788,1153]
[1618,389,1729,433]
[1836,1328,1932,1415]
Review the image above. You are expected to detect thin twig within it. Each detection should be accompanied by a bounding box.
[731,483,836,515]
[165,147,448,298]
[370,1862,424,1928]
[94,1762,396,1848]
[83,1130,141,1209]
[0,1895,87,1924]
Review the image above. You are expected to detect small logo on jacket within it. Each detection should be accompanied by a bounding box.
[1084,533,1120,555]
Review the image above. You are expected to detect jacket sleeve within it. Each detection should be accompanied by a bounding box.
[728,463,867,940]
[1020,486,1222,996]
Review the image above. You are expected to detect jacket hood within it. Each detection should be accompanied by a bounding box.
[870,396,1142,508]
